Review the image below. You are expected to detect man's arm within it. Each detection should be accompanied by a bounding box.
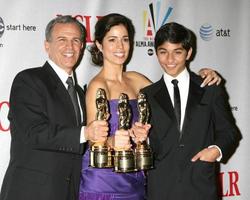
[9,70,82,153]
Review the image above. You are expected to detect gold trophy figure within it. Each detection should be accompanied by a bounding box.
[90,88,111,168]
[96,89,109,121]
[137,92,150,124]
[135,92,153,170]
[117,93,131,130]
[114,93,136,172]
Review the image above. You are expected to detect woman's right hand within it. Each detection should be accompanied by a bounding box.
[130,122,151,143]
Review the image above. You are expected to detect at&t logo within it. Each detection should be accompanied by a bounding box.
[199,23,214,41]
[200,23,231,41]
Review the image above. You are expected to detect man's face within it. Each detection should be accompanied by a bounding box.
[156,42,192,77]
[44,23,84,74]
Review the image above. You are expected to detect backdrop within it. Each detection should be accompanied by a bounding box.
[0,0,248,198]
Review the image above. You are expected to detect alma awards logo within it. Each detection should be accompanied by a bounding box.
[136,1,173,56]
[144,2,173,39]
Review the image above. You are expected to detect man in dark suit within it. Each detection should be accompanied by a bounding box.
[0,15,108,200]
[142,22,240,200]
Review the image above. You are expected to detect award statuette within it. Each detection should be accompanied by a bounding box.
[114,93,136,173]
[90,88,111,168]
[135,92,153,170]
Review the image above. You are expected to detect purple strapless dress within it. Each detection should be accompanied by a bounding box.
[79,99,145,200]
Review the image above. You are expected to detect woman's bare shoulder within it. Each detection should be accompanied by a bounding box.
[125,71,152,87]
[86,75,108,97]
[88,75,107,90]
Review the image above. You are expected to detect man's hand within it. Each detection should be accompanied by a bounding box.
[107,130,131,150]
[191,147,221,162]
[198,68,222,87]
[130,122,151,143]
[84,120,109,142]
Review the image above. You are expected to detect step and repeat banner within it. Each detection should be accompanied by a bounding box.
[0,0,249,198]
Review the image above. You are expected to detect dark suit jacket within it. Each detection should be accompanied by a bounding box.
[0,62,86,200]
[142,72,239,200]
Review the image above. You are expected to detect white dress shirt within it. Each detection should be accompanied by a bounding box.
[163,68,189,131]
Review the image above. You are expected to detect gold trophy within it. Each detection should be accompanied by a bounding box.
[114,93,136,172]
[90,88,112,168]
[135,92,153,170]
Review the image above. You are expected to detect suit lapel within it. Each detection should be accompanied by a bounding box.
[152,77,180,141]
[154,78,176,121]
[181,73,204,137]
[72,70,86,125]
[43,62,77,125]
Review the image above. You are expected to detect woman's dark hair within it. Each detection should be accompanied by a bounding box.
[89,13,135,66]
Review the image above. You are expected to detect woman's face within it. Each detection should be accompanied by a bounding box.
[97,24,130,66]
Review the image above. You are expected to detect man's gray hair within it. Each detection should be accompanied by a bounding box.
[45,15,86,42]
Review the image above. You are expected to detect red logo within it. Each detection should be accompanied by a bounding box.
[57,14,102,43]
[218,170,241,197]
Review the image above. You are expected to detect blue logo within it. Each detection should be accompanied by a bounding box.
[199,23,213,41]
[0,17,5,38]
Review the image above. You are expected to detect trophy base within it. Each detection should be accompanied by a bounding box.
[114,150,137,173]
[106,150,114,168]
[135,152,154,170]
[135,143,154,170]
[90,146,111,168]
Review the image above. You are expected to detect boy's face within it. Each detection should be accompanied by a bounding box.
[156,42,192,77]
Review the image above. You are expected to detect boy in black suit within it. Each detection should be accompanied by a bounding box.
[143,22,239,200]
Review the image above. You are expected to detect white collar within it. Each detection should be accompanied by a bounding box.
[163,68,189,85]
[48,59,74,88]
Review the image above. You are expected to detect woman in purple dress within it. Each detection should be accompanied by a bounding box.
[79,13,221,200]
[79,13,151,200]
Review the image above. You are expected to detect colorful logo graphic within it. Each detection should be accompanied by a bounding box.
[136,1,173,56]
[199,23,213,41]
[0,17,5,38]
[143,1,173,38]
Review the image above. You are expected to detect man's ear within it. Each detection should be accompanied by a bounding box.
[44,40,49,53]
[186,47,193,60]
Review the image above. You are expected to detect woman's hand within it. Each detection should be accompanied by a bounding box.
[198,68,222,87]
[130,122,151,143]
